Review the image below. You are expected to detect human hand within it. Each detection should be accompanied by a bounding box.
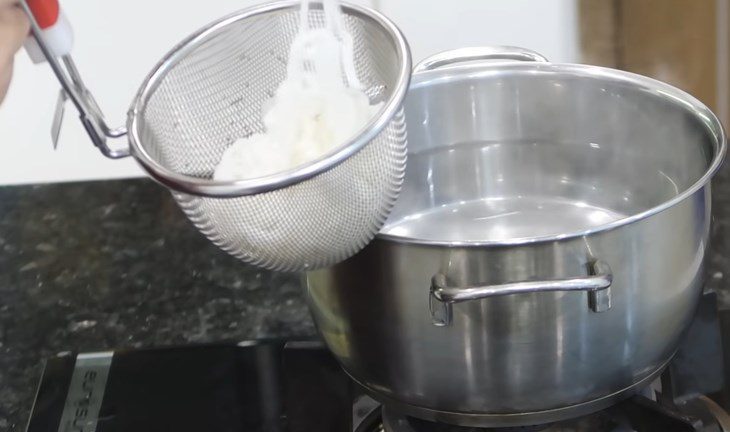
[0,0,29,104]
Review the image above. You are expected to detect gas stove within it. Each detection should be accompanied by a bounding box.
[26,292,730,432]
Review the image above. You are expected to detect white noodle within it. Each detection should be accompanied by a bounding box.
[214,0,380,181]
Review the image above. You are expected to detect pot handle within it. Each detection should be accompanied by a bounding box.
[413,46,549,73]
[429,260,613,327]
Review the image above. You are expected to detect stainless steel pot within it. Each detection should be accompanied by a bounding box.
[305,47,727,427]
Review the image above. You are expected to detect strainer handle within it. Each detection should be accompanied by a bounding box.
[413,46,549,73]
[18,0,130,159]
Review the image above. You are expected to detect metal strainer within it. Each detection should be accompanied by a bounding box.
[21,0,412,272]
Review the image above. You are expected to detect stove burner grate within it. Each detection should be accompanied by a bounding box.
[370,395,728,432]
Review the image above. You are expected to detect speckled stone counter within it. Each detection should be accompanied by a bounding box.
[0,179,316,431]
[707,159,730,307]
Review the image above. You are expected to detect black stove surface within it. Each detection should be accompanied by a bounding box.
[27,340,355,432]
[26,293,729,432]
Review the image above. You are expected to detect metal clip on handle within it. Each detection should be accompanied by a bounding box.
[19,0,129,158]
[413,46,549,73]
[429,260,613,326]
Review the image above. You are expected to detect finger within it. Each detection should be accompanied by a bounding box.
[0,0,21,8]
[0,55,14,103]
[0,5,30,58]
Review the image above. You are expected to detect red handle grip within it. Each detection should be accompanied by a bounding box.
[26,0,60,30]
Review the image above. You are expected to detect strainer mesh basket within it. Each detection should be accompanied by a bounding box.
[129,1,410,271]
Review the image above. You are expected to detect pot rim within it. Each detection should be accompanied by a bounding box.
[377,62,727,247]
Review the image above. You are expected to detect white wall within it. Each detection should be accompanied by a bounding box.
[0,0,577,186]
[379,0,578,65]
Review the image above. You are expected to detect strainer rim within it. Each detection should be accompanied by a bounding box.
[127,0,412,198]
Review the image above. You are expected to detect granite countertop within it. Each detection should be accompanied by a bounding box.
[2,162,730,431]
[0,179,316,431]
